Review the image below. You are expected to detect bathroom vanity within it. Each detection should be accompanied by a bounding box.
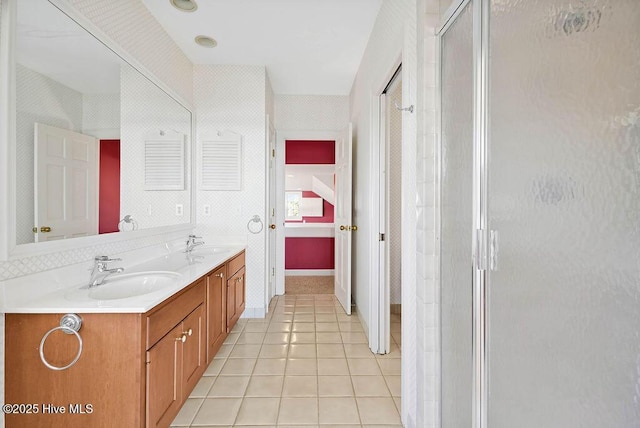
[4,248,246,428]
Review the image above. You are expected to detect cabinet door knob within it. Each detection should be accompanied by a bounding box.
[184,328,193,337]
[215,273,224,278]
[176,334,187,343]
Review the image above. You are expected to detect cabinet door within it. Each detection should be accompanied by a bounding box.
[235,267,246,318]
[226,274,237,333]
[207,266,227,362]
[182,304,206,400]
[147,323,183,428]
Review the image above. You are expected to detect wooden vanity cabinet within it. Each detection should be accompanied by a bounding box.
[4,250,245,428]
[206,265,227,363]
[146,280,206,428]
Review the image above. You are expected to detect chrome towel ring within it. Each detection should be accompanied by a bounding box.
[247,215,264,234]
[39,313,83,371]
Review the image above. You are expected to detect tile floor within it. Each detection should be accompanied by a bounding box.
[171,294,402,427]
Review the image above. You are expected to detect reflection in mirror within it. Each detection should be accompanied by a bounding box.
[14,0,191,245]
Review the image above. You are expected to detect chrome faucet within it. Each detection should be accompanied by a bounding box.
[89,256,124,287]
[185,234,204,253]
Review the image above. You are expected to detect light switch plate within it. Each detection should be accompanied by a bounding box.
[175,204,184,216]
[203,204,211,216]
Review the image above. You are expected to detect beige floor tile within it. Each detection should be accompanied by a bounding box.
[317,358,350,376]
[384,375,401,397]
[362,425,403,428]
[316,343,345,359]
[268,322,293,333]
[253,358,287,375]
[293,313,315,322]
[318,376,354,397]
[341,332,368,344]
[207,375,250,397]
[343,344,375,359]
[191,398,242,426]
[286,358,318,375]
[393,396,401,413]
[245,375,284,397]
[347,359,382,376]
[294,306,315,314]
[377,358,401,376]
[318,397,360,424]
[316,332,343,343]
[190,376,215,397]
[289,343,317,358]
[315,322,340,332]
[229,344,261,359]
[234,397,280,425]
[263,332,290,344]
[236,332,266,344]
[204,358,225,376]
[278,397,319,425]
[259,344,289,359]
[351,376,391,397]
[270,314,294,323]
[315,306,335,313]
[339,322,364,332]
[357,397,401,425]
[223,332,240,345]
[220,358,256,376]
[214,344,233,359]
[282,375,318,397]
[171,397,202,426]
[292,322,316,332]
[315,314,337,322]
[230,323,245,334]
[243,322,269,333]
[290,332,317,343]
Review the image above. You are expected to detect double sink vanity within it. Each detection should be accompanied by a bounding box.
[3,240,246,428]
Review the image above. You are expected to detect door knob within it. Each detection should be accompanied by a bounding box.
[340,225,346,231]
[270,224,276,230]
[40,226,52,233]
[351,225,358,232]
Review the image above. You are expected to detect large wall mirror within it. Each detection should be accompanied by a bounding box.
[8,0,192,248]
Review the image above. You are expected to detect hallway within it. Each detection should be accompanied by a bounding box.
[171,294,402,427]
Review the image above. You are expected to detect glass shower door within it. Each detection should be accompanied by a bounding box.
[486,0,640,426]
[440,2,474,427]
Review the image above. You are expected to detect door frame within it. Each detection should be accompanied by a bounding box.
[265,114,277,309]
[274,129,342,296]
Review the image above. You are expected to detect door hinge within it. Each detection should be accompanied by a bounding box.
[272,267,275,276]
[272,149,275,158]
[271,208,275,216]
[379,233,385,242]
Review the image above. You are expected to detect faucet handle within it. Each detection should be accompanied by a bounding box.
[94,255,122,262]
[188,234,202,239]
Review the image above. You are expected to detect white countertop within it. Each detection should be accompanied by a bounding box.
[1,244,245,314]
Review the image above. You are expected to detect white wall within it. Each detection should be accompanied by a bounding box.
[274,95,349,131]
[388,76,403,305]
[194,65,268,317]
[82,92,120,139]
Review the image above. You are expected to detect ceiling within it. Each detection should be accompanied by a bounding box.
[141,0,383,95]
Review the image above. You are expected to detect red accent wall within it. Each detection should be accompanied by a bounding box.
[285,237,335,269]
[286,140,335,164]
[99,140,120,234]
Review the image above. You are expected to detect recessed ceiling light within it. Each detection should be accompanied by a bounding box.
[170,0,197,12]
[195,35,217,48]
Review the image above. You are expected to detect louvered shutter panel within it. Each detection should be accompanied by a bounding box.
[200,134,242,190]
[144,137,185,190]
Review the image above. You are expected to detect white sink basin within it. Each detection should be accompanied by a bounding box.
[88,271,182,300]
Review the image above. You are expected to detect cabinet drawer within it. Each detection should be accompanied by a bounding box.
[147,279,205,349]
[228,251,245,277]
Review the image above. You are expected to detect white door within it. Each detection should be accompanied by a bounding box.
[335,124,353,314]
[34,123,98,241]
[267,117,277,306]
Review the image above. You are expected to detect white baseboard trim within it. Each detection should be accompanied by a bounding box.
[285,269,335,276]
[241,306,267,319]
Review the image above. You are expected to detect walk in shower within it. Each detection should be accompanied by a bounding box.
[439,1,640,427]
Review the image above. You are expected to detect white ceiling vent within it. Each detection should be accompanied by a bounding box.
[200,132,242,191]
[144,134,185,191]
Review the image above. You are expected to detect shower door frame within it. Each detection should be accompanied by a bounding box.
[437,0,490,427]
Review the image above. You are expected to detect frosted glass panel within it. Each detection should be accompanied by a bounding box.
[487,0,640,426]
[440,3,474,427]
